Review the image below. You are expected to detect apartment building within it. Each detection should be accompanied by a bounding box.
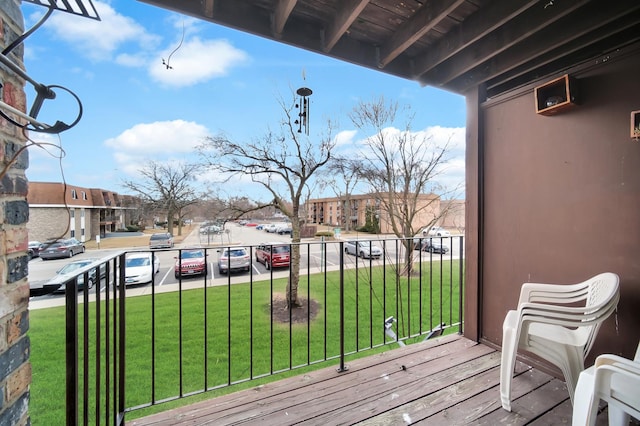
[27,182,139,242]
[305,192,446,234]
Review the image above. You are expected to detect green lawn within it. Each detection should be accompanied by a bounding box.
[29,259,462,424]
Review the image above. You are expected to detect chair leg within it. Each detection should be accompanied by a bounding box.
[500,311,519,412]
[572,367,597,426]
[563,345,586,405]
[608,405,631,426]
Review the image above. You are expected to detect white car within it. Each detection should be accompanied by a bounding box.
[43,258,105,294]
[422,226,451,237]
[344,240,384,259]
[125,252,160,285]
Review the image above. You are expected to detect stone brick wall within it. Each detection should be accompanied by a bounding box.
[0,1,31,425]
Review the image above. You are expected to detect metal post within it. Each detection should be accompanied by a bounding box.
[337,242,348,372]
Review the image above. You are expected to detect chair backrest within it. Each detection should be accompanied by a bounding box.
[519,273,619,357]
[582,273,620,357]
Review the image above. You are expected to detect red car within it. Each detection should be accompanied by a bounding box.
[174,249,208,278]
[255,243,290,270]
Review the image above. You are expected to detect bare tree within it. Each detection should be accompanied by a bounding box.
[122,160,201,237]
[198,95,336,307]
[349,96,461,275]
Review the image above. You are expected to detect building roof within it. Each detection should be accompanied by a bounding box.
[27,182,135,208]
[139,0,640,96]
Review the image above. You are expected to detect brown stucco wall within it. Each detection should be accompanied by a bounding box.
[472,43,640,364]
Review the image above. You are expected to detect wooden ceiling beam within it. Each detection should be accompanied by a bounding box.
[273,0,297,38]
[444,1,640,93]
[378,0,463,68]
[322,0,370,53]
[412,0,538,77]
[203,0,214,18]
[419,0,589,87]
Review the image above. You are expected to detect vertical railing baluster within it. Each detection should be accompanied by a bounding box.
[83,270,89,425]
[66,277,78,425]
[307,242,311,365]
[337,241,347,372]
[118,253,126,424]
[459,236,464,334]
[151,252,156,404]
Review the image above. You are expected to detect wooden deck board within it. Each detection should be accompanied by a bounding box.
[130,335,593,425]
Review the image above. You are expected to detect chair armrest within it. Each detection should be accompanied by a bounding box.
[518,282,586,305]
[595,354,640,372]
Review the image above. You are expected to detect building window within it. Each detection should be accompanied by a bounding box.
[71,230,75,237]
[81,191,87,200]
[71,189,77,199]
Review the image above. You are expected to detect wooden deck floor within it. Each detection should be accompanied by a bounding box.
[130,334,607,425]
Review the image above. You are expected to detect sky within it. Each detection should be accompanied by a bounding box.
[19,0,466,202]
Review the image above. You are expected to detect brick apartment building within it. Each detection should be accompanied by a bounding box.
[26,182,139,242]
[305,192,463,234]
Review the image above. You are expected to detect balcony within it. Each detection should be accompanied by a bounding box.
[30,237,610,424]
[131,334,580,425]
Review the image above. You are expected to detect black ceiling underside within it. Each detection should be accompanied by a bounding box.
[139,0,640,96]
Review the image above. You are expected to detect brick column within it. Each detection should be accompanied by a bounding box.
[0,1,31,425]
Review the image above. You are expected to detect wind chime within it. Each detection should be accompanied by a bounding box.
[295,87,312,135]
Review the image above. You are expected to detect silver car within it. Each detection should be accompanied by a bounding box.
[39,258,105,294]
[344,240,384,259]
[149,232,174,249]
[39,238,85,260]
[217,247,251,274]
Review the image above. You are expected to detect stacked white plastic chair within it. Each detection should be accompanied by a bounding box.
[572,341,640,425]
[499,272,620,412]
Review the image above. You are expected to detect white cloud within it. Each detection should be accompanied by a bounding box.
[148,37,249,87]
[45,1,160,61]
[105,120,210,176]
[334,130,357,147]
[105,119,210,154]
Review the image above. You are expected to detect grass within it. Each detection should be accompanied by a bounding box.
[29,258,462,424]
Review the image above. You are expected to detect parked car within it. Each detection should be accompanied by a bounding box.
[264,224,278,233]
[255,243,291,270]
[414,237,450,254]
[421,226,451,237]
[46,258,105,294]
[149,232,173,249]
[39,238,85,260]
[200,224,221,234]
[28,241,42,259]
[276,224,292,235]
[174,249,208,278]
[125,252,160,285]
[255,224,264,230]
[344,240,384,259]
[217,247,251,274]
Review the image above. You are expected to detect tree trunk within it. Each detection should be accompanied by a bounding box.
[287,213,302,307]
[401,239,415,276]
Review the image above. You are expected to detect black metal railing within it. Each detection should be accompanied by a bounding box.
[63,236,464,424]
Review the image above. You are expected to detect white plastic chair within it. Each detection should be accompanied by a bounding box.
[500,272,620,412]
[572,342,640,426]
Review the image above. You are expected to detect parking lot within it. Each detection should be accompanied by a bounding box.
[28,223,462,309]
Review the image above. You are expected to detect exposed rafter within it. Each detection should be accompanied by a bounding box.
[203,0,214,18]
[378,0,464,68]
[446,0,640,93]
[322,0,370,53]
[419,0,589,87]
[273,0,297,38]
[138,0,640,96]
[412,0,539,78]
